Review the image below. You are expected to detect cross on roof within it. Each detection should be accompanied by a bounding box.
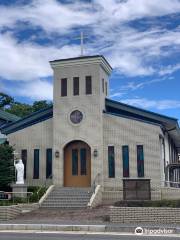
[75,31,88,56]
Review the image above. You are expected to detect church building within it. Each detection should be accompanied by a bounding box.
[1,55,180,202]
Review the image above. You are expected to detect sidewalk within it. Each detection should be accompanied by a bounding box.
[0,223,180,235]
[0,207,180,234]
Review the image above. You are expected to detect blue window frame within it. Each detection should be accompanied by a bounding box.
[122,146,129,177]
[85,76,92,94]
[33,149,39,179]
[137,145,144,177]
[80,148,87,175]
[108,146,115,178]
[21,149,27,179]
[72,149,78,175]
[73,77,79,96]
[46,148,52,179]
[61,78,67,97]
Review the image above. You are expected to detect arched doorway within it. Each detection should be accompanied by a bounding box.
[64,141,91,187]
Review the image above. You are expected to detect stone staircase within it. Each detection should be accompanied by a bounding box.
[41,187,92,209]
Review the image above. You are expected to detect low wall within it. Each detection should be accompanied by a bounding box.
[110,206,180,224]
[0,205,21,221]
[102,191,123,204]
[161,187,180,200]
[18,203,39,212]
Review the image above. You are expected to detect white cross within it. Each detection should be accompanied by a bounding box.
[75,31,88,56]
[13,151,19,160]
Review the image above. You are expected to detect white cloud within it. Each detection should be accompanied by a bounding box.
[2,79,53,100]
[94,0,180,23]
[159,64,180,76]
[0,0,180,100]
[0,1,180,79]
[110,77,170,98]
[16,80,53,100]
[0,0,96,33]
[0,0,180,33]
[0,33,80,81]
[121,98,180,110]
[96,27,180,76]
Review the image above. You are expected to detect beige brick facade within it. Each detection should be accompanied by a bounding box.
[8,118,53,186]
[5,56,180,203]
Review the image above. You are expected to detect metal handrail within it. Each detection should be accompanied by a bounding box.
[92,173,101,193]
[0,191,33,204]
[36,174,53,200]
[164,180,180,188]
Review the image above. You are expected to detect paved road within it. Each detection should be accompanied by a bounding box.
[0,233,180,240]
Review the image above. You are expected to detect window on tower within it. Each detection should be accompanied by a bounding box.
[61,78,67,97]
[137,145,144,177]
[33,149,39,179]
[46,148,52,179]
[102,78,104,93]
[73,77,79,96]
[21,149,27,179]
[122,145,129,178]
[85,76,92,95]
[108,146,115,178]
[105,82,108,96]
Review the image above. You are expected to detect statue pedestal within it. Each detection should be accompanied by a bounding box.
[11,184,27,198]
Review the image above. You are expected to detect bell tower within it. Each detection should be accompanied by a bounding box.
[50,55,112,186]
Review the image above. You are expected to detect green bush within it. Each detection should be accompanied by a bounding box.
[0,197,27,206]
[114,199,180,208]
[28,186,47,203]
[0,144,14,189]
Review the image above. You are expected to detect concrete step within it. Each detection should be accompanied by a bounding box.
[41,187,93,209]
[51,191,92,194]
[45,198,90,201]
[41,202,88,207]
[43,199,89,203]
[48,194,91,200]
[41,205,87,209]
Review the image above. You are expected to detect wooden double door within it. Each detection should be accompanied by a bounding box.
[64,141,91,187]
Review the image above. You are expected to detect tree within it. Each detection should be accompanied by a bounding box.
[0,144,15,190]
[0,92,14,109]
[5,102,33,118]
[0,92,53,118]
[32,100,52,112]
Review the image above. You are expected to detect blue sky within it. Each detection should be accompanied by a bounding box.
[0,0,180,121]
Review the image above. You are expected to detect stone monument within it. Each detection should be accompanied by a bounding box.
[14,159,24,184]
[12,159,27,198]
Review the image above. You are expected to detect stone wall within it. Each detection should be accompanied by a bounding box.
[102,190,123,204]
[161,187,180,200]
[0,205,21,221]
[102,187,180,204]
[103,114,163,190]
[52,61,108,186]
[7,118,53,186]
[110,206,180,224]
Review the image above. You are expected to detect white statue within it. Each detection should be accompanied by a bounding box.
[14,159,24,184]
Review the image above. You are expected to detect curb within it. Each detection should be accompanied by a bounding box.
[0,224,106,232]
[0,224,180,234]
